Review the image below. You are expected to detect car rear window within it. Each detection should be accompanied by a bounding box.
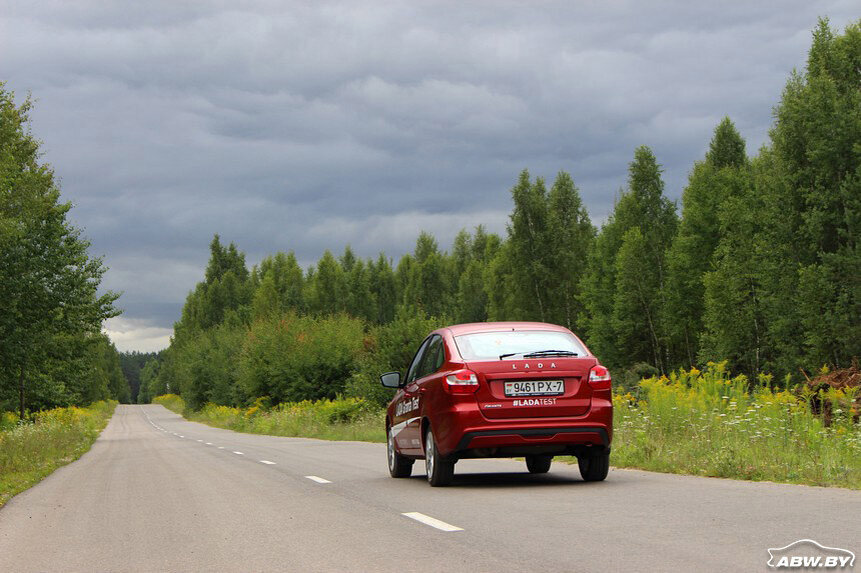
[454,330,587,361]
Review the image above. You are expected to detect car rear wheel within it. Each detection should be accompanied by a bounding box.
[578,450,610,482]
[525,454,553,474]
[425,427,454,487]
[387,427,413,478]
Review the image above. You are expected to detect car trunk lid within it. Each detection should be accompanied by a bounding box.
[466,356,597,419]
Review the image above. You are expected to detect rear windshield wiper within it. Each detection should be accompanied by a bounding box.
[499,350,578,360]
[522,350,578,358]
[499,352,522,360]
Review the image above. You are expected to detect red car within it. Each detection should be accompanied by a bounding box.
[380,322,612,486]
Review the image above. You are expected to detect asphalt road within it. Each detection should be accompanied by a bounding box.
[0,405,857,572]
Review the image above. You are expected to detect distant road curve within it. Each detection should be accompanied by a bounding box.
[0,405,857,572]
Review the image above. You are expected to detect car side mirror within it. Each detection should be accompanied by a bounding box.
[380,372,402,388]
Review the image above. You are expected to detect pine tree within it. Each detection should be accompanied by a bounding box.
[545,171,595,330]
[485,241,517,321]
[664,119,749,366]
[309,250,347,314]
[582,147,677,371]
[701,19,861,377]
[369,254,398,324]
[403,232,449,317]
[700,189,769,375]
[768,18,861,370]
[252,272,280,319]
[507,170,552,320]
[345,259,375,321]
[614,228,663,369]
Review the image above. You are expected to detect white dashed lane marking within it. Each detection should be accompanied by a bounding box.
[141,407,316,485]
[402,512,463,532]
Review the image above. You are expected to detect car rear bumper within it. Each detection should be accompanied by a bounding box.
[431,396,613,457]
[454,426,610,451]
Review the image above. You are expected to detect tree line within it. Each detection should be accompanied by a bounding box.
[143,20,859,407]
[0,83,129,416]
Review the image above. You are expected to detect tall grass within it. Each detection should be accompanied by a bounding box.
[0,400,117,507]
[154,394,385,442]
[154,361,860,488]
[604,363,860,488]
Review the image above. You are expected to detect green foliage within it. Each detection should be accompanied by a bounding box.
[346,308,450,406]
[493,170,594,326]
[250,251,306,316]
[155,394,385,443]
[174,234,250,336]
[90,335,131,404]
[506,170,552,320]
[307,250,347,315]
[544,172,595,331]
[700,190,770,374]
[582,146,678,372]
[614,227,663,368]
[137,358,161,404]
[604,365,860,488]
[152,393,185,413]
[700,19,861,378]
[402,232,452,318]
[664,119,750,365]
[175,323,247,410]
[119,350,159,403]
[453,226,498,323]
[238,313,365,405]
[705,117,748,169]
[368,254,398,324]
[0,85,121,416]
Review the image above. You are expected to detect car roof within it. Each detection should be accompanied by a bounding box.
[441,321,571,336]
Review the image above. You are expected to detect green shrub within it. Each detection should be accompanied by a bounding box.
[238,313,366,404]
[346,308,450,406]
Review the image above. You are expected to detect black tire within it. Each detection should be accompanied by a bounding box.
[424,427,455,487]
[578,450,610,482]
[387,426,413,478]
[525,454,553,474]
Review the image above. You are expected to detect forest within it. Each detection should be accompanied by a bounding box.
[140,20,859,409]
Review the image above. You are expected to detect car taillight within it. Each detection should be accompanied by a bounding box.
[445,370,479,393]
[588,365,611,390]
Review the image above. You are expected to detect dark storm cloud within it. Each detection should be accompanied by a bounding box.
[1,1,856,350]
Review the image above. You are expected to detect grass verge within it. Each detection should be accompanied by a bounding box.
[154,394,385,443]
[154,363,860,489]
[562,363,861,489]
[0,400,117,508]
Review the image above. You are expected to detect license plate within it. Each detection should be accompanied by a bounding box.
[504,380,564,397]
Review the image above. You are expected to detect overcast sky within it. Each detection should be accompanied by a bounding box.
[1,1,856,352]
